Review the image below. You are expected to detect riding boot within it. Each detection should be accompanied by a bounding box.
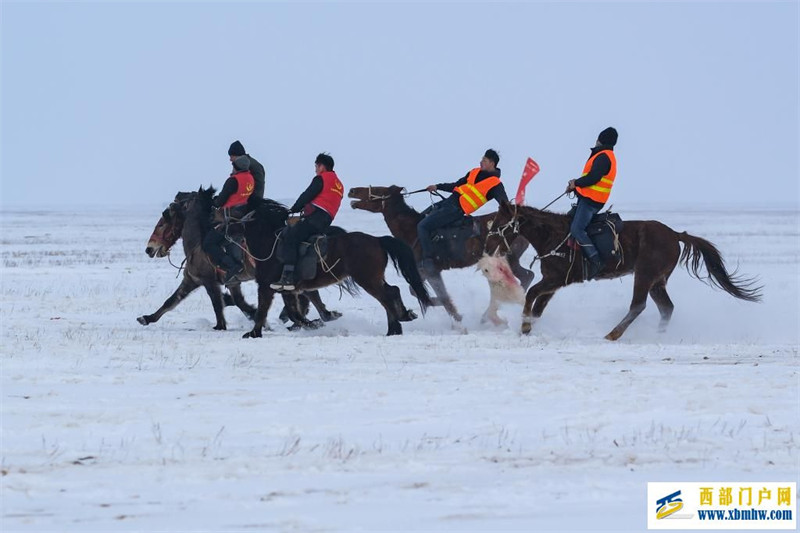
[221,255,244,285]
[270,265,296,291]
[586,254,603,281]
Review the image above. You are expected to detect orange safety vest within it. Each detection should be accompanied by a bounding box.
[575,150,617,205]
[306,171,344,219]
[221,171,255,208]
[454,168,501,214]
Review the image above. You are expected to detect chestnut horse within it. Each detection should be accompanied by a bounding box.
[139,191,340,330]
[485,202,762,340]
[348,185,533,323]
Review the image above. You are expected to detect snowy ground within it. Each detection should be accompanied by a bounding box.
[1,202,798,532]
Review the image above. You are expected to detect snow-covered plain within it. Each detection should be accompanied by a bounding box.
[1,203,798,531]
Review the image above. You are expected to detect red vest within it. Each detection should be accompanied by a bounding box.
[221,171,255,208]
[306,171,344,218]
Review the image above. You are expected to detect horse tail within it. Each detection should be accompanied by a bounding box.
[378,236,432,313]
[677,232,762,302]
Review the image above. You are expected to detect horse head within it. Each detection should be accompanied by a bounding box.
[145,192,192,257]
[484,201,522,256]
[348,185,405,213]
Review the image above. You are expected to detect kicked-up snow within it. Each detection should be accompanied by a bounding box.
[1,204,798,531]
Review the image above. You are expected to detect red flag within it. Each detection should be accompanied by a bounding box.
[514,157,540,205]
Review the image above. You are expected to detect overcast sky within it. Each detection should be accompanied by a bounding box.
[1,1,798,210]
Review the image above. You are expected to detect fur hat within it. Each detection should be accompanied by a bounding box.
[228,140,246,157]
[597,127,618,147]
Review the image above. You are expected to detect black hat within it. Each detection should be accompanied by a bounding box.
[484,149,500,166]
[315,153,334,170]
[228,140,246,157]
[598,127,618,147]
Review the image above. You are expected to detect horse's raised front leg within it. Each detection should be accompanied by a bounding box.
[243,283,275,338]
[227,283,256,321]
[508,239,535,290]
[424,271,462,323]
[605,275,650,341]
[204,283,227,330]
[137,277,199,326]
[520,279,562,335]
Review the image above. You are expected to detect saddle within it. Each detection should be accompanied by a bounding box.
[276,226,344,281]
[566,206,624,262]
[429,216,482,263]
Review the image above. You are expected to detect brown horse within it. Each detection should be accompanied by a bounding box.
[485,202,762,340]
[212,188,433,337]
[139,190,340,330]
[348,185,533,322]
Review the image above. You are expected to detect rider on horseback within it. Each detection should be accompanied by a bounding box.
[565,127,618,280]
[228,140,265,200]
[418,149,508,274]
[271,153,344,292]
[202,155,254,284]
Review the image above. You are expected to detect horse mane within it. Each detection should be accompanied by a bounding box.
[388,188,422,218]
[248,197,289,229]
[513,203,571,224]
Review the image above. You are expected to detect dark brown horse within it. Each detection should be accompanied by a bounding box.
[213,188,433,337]
[485,202,762,340]
[139,190,340,330]
[348,185,533,322]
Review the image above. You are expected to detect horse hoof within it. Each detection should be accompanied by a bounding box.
[136,316,149,326]
[322,310,343,322]
[604,331,621,341]
[243,330,261,339]
[399,309,417,322]
[304,319,325,330]
[213,325,227,331]
[521,319,532,335]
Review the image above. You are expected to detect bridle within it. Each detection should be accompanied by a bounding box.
[485,204,522,254]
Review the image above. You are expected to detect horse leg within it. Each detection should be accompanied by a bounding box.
[227,283,256,321]
[279,293,310,323]
[520,279,562,335]
[649,281,675,333]
[509,239,535,290]
[353,277,405,336]
[425,271,463,322]
[605,275,651,341]
[203,283,228,330]
[243,284,275,338]
[306,290,342,322]
[137,277,199,326]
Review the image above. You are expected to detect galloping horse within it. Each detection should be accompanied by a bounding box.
[139,190,340,330]
[203,188,433,337]
[348,185,533,323]
[485,202,762,340]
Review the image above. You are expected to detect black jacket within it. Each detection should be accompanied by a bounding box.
[244,154,265,199]
[437,168,508,212]
[574,145,614,208]
[290,175,323,213]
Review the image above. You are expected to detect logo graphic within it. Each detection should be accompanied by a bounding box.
[656,490,684,519]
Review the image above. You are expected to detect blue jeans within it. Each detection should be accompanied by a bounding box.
[417,199,464,259]
[570,197,601,260]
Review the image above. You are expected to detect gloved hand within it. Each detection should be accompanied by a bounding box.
[426,184,438,192]
[565,179,577,193]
